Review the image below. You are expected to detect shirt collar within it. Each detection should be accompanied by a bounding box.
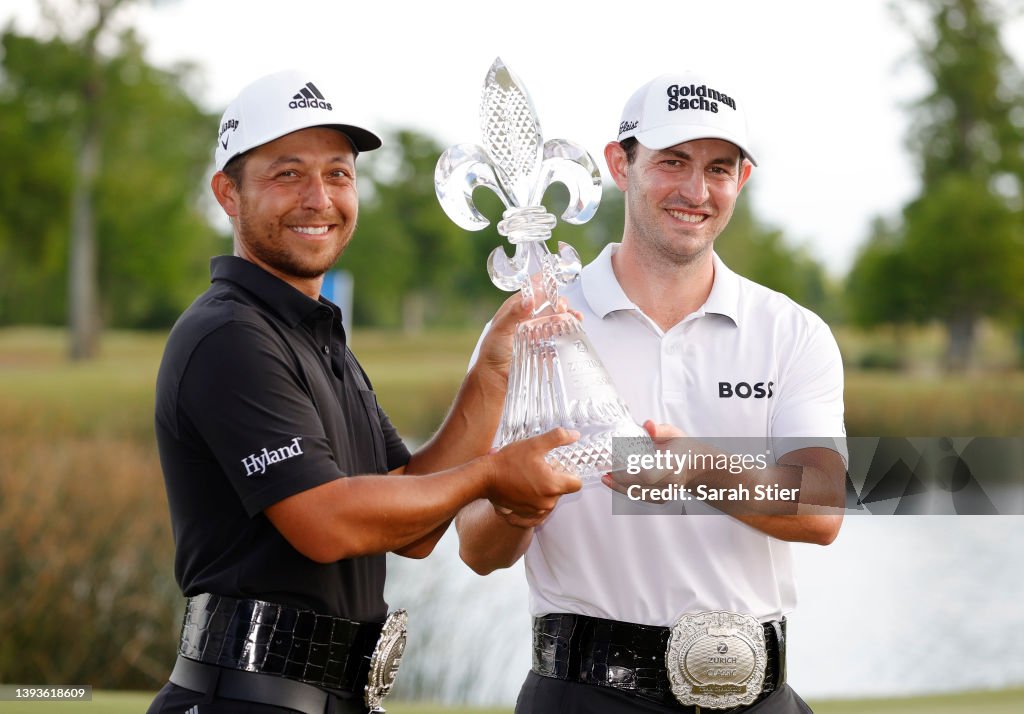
[705,252,741,325]
[580,243,741,325]
[581,243,635,318]
[210,256,325,328]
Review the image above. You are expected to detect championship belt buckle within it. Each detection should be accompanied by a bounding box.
[364,609,408,713]
[665,610,768,710]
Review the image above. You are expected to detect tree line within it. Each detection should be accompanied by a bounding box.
[2,0,1021,370]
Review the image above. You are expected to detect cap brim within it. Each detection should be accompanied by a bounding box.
[329,124,382,153]
[217,123,382,171]
[634,126,757,166]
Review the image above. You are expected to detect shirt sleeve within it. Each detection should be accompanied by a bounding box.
[378,398,412,472]
[176,319,345,517]
[770,313,848,465]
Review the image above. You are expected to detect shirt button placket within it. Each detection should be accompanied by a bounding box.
[662,337,687,393]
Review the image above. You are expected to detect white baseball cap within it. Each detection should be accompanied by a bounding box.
[215,69,382,171]
[616,71,757,165]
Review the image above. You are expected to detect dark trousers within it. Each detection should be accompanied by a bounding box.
[146,682,367,714]
[515,671,814,714]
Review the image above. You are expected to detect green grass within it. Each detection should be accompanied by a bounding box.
[0,327,167,440]
[1,688,1022,713]
[0,326,481,443]
[0,691,512,714]
[3,324,1023,443]
[844,370,1024,436]
[808,687,1024,713]
[0,691,150,714]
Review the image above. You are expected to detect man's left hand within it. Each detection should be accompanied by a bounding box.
[475,294,582,385]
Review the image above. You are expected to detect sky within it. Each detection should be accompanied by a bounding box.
[5,0,1023,276]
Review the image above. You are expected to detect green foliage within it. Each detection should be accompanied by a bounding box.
[0,24,219,328]
[344,129,496,329]
[344,129,618,329]
[899,0,1024,335]
[0,21,830,333]
[903,0,1024,183]
[846,0,1024,369]
[902,173,1024,322]
[846,217,919,327]
[715,190,831,316]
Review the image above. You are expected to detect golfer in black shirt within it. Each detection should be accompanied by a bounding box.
[146,68,581,714]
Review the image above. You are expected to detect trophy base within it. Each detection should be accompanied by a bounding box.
[545,427,652,481]
[497,312,649,480]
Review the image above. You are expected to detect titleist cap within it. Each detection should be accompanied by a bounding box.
[616,71,757,165]
[215,68,382,171]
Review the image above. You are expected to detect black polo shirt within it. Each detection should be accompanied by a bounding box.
[155,256,410,622]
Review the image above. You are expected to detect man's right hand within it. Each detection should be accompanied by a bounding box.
[601,420,687,502]
[485,428,582,522]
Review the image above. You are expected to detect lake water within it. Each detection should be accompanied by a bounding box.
[384,516,1024,705]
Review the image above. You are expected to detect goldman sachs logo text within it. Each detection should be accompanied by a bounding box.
[241,437,304,477]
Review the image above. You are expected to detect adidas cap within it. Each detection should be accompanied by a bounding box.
[616,71,757,165]
[215,69,382,171]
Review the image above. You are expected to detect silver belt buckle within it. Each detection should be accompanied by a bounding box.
[364,609,408,713]
[665,610,768,709]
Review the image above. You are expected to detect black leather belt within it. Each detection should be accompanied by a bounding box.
[170,654,333,714]
[531,613,786,710]
[176,593,383,696]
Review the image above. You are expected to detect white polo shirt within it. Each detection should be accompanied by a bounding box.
[521,243,846,625]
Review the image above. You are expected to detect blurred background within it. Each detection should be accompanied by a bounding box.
[1,0,1022,711]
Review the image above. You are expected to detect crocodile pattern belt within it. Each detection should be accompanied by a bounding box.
[178,593,383,692]
[531,612,786,709]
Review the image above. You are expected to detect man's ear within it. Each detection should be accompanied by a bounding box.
[604,142,630,193]
[211,171,240,218]
[736,158,753,193]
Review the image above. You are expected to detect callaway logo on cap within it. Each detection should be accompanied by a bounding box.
[214,68,382,171]
[616,71,757,165]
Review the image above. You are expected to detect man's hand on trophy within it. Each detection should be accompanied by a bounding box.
[486,427,582,523]
[602,420,689,503]
[643,419,688,442]
[476,294,582,385]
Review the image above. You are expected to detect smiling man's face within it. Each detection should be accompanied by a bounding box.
[609,137,751,265]
[215,127,359,293]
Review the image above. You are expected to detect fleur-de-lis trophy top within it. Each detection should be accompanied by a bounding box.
[435,57,602,315]
[435,58,648,480]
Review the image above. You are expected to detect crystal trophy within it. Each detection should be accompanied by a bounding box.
[435,58,648,480]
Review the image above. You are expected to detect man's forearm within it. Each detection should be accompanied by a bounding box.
[267,425,578,564]
[406,364,507,475]
[455,498,535,574]
[267,458,496,563]
[727,463,844,544]
[688,448,845,544]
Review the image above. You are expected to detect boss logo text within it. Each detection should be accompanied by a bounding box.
[719,381,774,399]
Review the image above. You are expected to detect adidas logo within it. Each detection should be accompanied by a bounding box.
[289,82,332,111]
[185,706,199,714]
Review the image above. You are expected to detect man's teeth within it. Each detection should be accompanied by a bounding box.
[292,226,330,235]
[668,210,706,223]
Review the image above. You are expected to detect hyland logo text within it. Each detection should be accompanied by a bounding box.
[241,437,304,477]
